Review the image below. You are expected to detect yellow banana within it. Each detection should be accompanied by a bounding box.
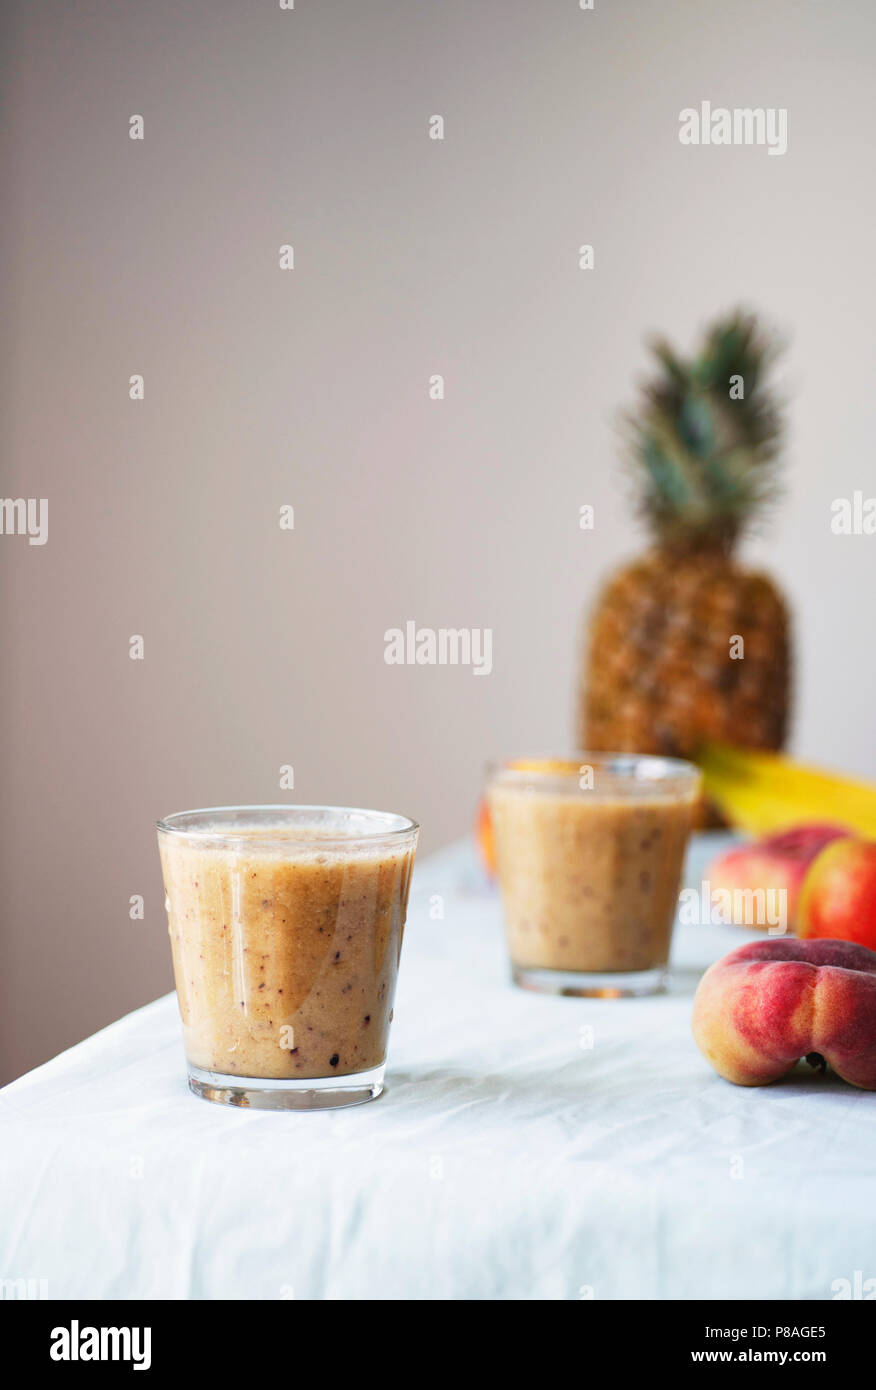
[697,744,876,838]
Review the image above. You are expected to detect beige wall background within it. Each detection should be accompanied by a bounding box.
[2,0,875,1082]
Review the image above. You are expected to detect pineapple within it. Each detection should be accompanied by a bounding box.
[580,312,791,798]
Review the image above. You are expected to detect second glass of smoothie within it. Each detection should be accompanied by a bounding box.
[487,756,700,997]
[157,805,418,1109]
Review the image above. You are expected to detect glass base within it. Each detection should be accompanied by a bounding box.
[187,1062,385,1110]
[511,964,667,998]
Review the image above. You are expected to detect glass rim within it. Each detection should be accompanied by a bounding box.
[156,804,420,849]
[487,752,702,794]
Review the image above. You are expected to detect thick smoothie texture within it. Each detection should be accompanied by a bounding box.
[489,768,697,976]
[159,826,415,1080]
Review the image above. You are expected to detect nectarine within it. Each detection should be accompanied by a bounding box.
[797,838,876,952]
[708,824,847,931]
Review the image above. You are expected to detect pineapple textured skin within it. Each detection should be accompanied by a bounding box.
[582,548,791,761]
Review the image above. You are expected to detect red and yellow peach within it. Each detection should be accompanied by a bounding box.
[692,937,876,1089]
[797,837,876,952]
[707,824,847,931]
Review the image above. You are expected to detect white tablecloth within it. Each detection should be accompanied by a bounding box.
[2,835,873,1301]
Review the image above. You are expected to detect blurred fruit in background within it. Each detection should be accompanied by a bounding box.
[700,749,876,933]
[580,311,791,822]
[698,744,876,837]
[476,797,496,879]
[797,838,876,952]
[707,824,848,932]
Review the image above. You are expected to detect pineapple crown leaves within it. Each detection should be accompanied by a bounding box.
[626,311,785,551]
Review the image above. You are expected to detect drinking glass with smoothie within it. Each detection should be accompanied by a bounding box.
[487,756,700,997]
[157,806,418,1109]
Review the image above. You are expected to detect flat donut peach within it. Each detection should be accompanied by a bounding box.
[692,938,876,1089]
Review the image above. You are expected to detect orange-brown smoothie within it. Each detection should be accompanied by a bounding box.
[159,818,416,1082]
[488,758,699,991]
